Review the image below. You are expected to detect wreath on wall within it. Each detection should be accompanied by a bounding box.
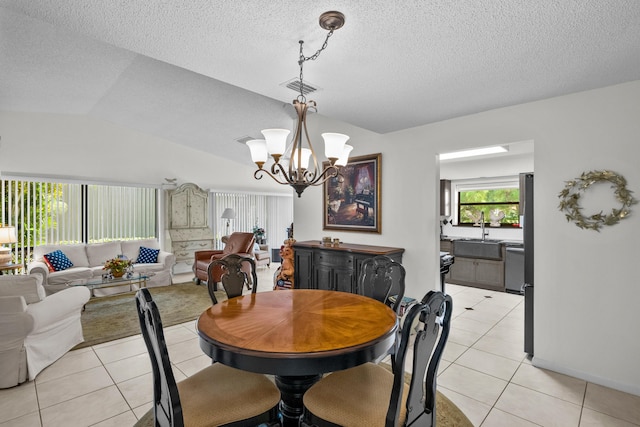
[558,170,637,231]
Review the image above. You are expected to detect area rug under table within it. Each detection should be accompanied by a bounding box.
[76,282,225,349]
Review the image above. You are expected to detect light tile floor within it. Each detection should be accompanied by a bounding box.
[2,275,639,427]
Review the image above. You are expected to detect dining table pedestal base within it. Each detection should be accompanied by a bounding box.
[275,374,322,427]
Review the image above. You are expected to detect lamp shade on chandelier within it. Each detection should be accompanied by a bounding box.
[246,11,351,197]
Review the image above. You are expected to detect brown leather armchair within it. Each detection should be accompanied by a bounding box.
[193,232,255,288]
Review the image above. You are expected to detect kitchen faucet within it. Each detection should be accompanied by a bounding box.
[480,211,489,241]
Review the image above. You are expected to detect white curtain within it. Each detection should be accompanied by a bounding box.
[211,192,293,250]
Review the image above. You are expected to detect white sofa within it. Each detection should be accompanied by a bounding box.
[0,274,90,388]
[27,239,176,296]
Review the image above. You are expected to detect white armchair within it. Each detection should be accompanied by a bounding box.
[0,274,90,388]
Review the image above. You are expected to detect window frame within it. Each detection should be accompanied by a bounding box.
[1,175,159,266]
[453,177,521,228]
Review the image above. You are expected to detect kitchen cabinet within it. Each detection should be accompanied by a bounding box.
[293,241,404,293]
[440,179,452,217]
[448,256,504,291]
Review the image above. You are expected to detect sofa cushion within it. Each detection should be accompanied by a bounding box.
[43,250,74,272]
[34,244,89,268]
[86,242,122,267]
[47,268,93,286]
[133,263,165,273]
[136,246,160,264]
[121,239,160,261]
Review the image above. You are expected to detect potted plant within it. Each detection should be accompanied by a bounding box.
[252,226,266,244]
[103,257,133,278]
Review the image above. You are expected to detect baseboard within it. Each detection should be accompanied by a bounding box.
[532,356,640,397]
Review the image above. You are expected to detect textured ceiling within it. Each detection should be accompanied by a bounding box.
[1,1,640,163]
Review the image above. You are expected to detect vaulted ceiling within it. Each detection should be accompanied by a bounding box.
[2,1,640,165]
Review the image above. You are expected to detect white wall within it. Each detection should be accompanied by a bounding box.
[2,80,639,396]
[292,113,441,300]
[0,111,292,195]
[294,81,640,396]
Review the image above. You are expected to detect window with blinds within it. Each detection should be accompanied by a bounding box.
[1,178,157,266]
[211,192,293,250]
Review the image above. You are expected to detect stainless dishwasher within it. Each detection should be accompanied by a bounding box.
[505,244,525,294]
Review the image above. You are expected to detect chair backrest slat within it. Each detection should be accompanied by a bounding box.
[207,254,258,304]
[136,289,184,427]
[357,255,406,314]
[386,290,452,427]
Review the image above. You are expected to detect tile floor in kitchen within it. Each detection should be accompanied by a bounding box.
[1,269,639,427]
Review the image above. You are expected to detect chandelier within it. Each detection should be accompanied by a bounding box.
[246,11,352,197]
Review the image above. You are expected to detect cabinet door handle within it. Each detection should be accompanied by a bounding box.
[199,243,207,246]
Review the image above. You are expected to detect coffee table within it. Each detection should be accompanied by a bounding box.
[68,273,149,297]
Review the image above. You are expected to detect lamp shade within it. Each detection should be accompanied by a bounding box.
[262,129,290,156]
[246,139,268,165]
[0,226,17,244]
[292,148,312,170]
[336,144,353,167]
[221,208,236,220]
[321,133,349,160]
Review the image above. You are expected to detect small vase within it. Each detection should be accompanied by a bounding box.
[112,270,125,278]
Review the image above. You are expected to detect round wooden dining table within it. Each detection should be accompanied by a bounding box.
[197,289,398,427]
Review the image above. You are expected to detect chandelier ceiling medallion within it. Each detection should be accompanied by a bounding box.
[246,11,352,197]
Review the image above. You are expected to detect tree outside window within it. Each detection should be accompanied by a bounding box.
[458,188,520,227]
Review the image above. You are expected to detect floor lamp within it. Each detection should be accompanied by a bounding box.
[0,226,17,266]
[221,208,236,237]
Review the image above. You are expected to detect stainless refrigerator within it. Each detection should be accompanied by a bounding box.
[520,173,534,355]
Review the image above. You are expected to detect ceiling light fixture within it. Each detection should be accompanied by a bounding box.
[439,146,509,161]
[246,11,350,197]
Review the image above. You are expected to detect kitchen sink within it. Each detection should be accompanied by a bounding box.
[453,239,503,260]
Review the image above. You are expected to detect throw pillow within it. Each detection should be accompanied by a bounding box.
[42,256,55,272]
[43,250,74,272]
[137,246,160,264]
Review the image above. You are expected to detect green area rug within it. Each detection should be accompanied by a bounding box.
[76,282,226,349]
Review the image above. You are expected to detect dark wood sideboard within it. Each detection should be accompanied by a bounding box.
[293,240,405,293]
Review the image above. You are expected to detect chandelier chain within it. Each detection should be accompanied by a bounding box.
[248,11,346,197]
[297,29,335,101]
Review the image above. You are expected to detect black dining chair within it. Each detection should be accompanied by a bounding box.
[301,290,455,427]
[135,288,281,427]
[357,255,406,315]
[207,254,258,305]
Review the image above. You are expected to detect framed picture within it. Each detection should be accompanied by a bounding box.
[323,153,381,233]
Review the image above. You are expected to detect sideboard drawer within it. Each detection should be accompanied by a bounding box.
[314,251,354,269]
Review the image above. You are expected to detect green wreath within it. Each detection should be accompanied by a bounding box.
[558,170,637,231]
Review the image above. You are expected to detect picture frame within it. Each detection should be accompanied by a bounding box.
[323,153,382,233]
